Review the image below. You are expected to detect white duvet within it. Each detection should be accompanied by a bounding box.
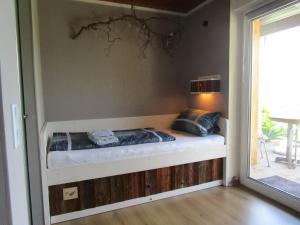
[47,129,225,169]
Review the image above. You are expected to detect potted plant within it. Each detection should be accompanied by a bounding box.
[262,108,287,147]
[261,108,286,148]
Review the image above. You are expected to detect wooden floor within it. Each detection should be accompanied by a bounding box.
[56,186,300,225]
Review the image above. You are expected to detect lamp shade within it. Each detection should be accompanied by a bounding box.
[190,75,220,93]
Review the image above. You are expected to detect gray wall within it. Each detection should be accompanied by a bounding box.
[39,0,186,121]
[39,0,230,121]
[183,0,230,117]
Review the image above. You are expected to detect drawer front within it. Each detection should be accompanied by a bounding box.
[49,158,223,216]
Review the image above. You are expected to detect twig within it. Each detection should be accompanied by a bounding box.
[70,7,183,57]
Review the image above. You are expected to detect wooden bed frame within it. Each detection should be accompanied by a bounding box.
[40,114,229,224]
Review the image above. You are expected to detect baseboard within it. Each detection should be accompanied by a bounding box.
[51,180,222,224]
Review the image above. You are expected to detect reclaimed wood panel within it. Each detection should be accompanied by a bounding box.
[128,172,145,199]
[110,174,129,203]
[184,163,194,187]
[197,160,212,183]
[79,180,95,210]
[145,168,172,195]
[171,164,185,189]
[49,182,81,216]
[94,177,110,206]
[145,169,157,196]
[212,159,223,180]
[49,158,223,216]
[157,168,171,193]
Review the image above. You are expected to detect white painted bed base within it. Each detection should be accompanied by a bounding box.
[47,145,226,185]
[40,114,229,225]
[51,180,222,224]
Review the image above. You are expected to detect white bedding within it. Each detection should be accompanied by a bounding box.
[47,129,225,169]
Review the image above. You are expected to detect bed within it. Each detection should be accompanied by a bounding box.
[47,129,225,169]
[40,114,229,225]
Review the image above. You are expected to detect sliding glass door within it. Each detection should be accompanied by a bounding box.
[241,0,300,212]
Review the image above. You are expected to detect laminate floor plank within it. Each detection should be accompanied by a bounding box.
[55,186,300,225]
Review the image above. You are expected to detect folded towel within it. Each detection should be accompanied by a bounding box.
[88,129,114,137]
[88,134,119,146]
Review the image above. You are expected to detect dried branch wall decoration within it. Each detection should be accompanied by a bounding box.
[70,7,184,57]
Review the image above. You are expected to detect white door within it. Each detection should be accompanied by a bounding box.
[240,0,300,212]
[0,0,31,225]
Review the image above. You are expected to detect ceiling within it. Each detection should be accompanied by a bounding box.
[100,0,208,13]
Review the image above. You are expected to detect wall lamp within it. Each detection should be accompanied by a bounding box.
[190,75,221,94]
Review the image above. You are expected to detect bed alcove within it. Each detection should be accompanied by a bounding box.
[30,0,230,224]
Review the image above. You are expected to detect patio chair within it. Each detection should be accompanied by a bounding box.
[258,134,270,167]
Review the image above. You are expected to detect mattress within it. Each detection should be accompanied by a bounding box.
[47,129,225,169]
[49,128,175,151]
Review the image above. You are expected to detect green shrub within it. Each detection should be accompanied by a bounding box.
[261,108,286,141]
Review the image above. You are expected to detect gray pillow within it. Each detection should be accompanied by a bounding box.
[171,109,221,136]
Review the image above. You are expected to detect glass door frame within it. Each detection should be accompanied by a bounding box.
[240,0,300,212]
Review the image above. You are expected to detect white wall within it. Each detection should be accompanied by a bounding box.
[0,1,31,225]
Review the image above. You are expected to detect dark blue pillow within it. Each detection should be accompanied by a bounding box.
[171,109,221,136]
